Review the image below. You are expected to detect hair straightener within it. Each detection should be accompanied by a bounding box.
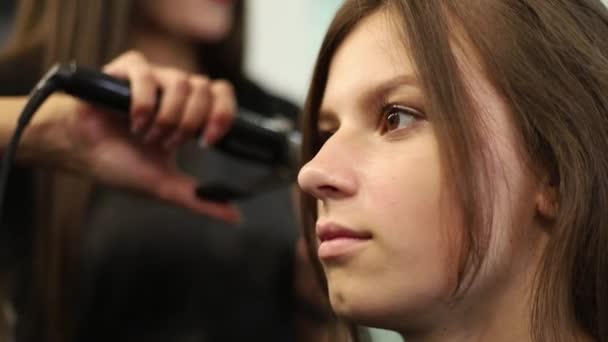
[0,63,301,222]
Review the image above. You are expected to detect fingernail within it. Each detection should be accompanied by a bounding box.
[131,117,146,134]
[198,136,208,149]
[144,127,163,143]
[203,125,220,146]
[164,133,183,150]
[229,208,243,225]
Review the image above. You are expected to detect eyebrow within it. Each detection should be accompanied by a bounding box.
[371,74,419,97]
[319,74,419,123]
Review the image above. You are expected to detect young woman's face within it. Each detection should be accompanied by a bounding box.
[139,0,236,42]
[298,10,548,332]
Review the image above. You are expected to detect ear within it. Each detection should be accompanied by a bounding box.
[536,181,558,221]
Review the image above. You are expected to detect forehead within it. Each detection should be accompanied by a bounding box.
[322,10,416,108]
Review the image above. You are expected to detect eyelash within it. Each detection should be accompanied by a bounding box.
[377,103,423,135]
[315,103,424,148]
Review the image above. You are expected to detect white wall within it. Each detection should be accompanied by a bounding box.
[244,0,343,104]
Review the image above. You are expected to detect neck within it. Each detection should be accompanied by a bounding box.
[130,21,201,73]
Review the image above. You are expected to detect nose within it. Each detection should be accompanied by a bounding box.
[297,139,358,200]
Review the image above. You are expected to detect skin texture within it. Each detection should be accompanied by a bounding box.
[298,10,552,341]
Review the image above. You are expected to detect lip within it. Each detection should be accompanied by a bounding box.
[316,222,372,260]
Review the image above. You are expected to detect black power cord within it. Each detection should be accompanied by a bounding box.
[0,67,61,225]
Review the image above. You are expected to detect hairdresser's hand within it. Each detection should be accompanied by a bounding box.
[35,51,239,223]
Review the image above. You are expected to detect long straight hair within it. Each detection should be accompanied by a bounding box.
[0,1,245,341]
[300,0,608,341]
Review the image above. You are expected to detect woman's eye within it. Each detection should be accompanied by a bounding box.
[380,105,421,134]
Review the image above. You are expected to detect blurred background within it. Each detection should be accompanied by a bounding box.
[0,1,14,43]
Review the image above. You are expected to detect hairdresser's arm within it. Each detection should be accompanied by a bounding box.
[0,51,240,223]
[0,97,35,154]
[0,96,82,164]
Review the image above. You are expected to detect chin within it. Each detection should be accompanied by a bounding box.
[327,276,448,333]
[330,293,402,331]
[330,292,431,334]
[192,18,234,43]
[327,280,396,328]
[197,26,233,43]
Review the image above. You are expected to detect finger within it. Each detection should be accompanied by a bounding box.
[144,68,191,145]
[155,173,242,224]
[164,75,211,150]
[103,51,157,134]
[201,79,237,146]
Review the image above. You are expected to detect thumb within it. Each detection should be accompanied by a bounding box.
[153,172,242,224]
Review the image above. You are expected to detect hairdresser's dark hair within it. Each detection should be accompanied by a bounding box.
[300,0,608,341]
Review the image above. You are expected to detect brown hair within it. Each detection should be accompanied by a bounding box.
[0,1,245,341]
[300,0,608,341]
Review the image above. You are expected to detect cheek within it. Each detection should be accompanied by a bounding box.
[329,133,463,325]
[368,139,461,283]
